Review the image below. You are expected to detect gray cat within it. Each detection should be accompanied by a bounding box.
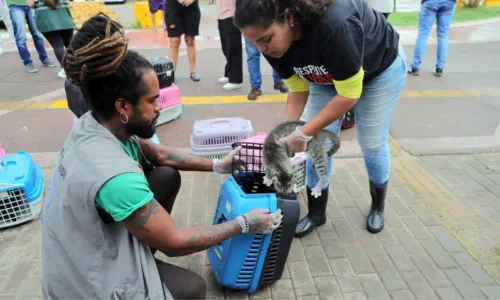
[262,120,341,198]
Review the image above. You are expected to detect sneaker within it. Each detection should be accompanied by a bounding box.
[407,65,419,76]
[42,58,58,68]
[218,77,229,84]
[247,88,262,100]
[57,68,66,79]
[0,47,4,56]
[24,63,38,73]
[190,72,200,82]
[222,83,242,91]
[274,82,289,93]
[434,68,443,77]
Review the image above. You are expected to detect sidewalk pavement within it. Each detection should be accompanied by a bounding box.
[0,145,499,299]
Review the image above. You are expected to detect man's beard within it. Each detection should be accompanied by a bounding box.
[127,112,159,139]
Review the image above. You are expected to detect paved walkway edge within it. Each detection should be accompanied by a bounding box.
[389,136,500,283]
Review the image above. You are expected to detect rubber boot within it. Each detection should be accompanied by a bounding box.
[366,180,388,234]
[295,186,328,238]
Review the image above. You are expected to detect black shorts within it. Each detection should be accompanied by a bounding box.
[165,0,201,37]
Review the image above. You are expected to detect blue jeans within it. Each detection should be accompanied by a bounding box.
[244,38,283,88]
[302,43,407,189]
[9,5,48,65]
[412,0,456,69]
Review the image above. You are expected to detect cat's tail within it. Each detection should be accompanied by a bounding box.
[322,129,341,156]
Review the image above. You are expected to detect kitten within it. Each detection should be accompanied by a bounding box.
[262,120,340,198]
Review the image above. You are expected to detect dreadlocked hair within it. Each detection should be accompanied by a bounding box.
[43,0,60,9]
[63,13,154,120]
[235,0,332,29]
[63,13,128,85]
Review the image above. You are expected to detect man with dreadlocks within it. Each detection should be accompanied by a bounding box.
[40,13,283,299]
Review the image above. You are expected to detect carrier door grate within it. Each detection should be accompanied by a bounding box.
[258,222,283,285]
[234,235,264,288]
[0,188,32,226]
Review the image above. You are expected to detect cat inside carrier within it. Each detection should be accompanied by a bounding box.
[207,142,300,293]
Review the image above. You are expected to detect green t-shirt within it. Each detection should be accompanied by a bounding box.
[95,140,154,222]
[6,0,27,6]
[34,0,74,33]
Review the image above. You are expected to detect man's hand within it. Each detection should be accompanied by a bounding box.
[243,208,283,234]
[278,127,312,154]
[212,146,242,174]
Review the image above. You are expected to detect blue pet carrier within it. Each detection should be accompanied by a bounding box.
[207,142,300,293]
[0,151,44,229]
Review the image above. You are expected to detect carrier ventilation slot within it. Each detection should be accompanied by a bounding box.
[201,136,245,146]
[234,235,264,287]
[259,222,284,285]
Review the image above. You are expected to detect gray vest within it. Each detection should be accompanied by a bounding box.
[40,112,173,300]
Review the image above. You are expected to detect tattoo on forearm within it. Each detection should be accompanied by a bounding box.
[166,148,197,165]
[185,222,238,252]
[128,199,160,232]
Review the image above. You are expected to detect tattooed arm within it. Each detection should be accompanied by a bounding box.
[123,198,242,257]
[138,139,213,171]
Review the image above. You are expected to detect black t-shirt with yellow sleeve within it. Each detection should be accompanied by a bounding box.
[264,0,399,99]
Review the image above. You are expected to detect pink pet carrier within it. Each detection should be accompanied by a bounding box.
[234,132,307,192]
[156,84,182,127]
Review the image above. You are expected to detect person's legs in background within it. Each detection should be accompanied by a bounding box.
[272,68,289,93]
[148,0,165,30]
[354,43,407,233]
[434,1,455,77]
[165,2,182,78]
[9,5,35,71]
[295,83,343,237]
[408,0,437,76]
[0,0,17,54]
[221,17,242,91]
[244,38,263,100]
[217,18,229,84]
[183,2,201,81]
[25,5,57,68]
[41,30,67,78]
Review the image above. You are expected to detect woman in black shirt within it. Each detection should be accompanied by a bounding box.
[235,0,408,237]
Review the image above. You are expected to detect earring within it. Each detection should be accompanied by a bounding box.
[120,113,129,124]
[291,23,294,27]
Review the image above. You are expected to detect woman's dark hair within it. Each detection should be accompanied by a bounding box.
[63,13,154,120]
[43,0,60,9]
[234,0,332,29]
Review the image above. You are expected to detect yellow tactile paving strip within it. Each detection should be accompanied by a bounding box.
[388,136,500,282]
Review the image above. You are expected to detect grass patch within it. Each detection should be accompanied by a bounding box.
[388,6,500,26]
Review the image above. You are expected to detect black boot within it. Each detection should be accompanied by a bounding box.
[366,180,388,234]
[295,186,328,238]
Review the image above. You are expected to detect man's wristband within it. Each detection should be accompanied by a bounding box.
[236,214,249,234]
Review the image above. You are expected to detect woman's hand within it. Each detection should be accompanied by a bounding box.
[26,0,35,8]
[278,127,312,154]
[284,91,309,121]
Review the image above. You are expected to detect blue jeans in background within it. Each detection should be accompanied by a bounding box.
[244,38,283,88]
[411,0,456,69]
[303,43,407,190]
[9,5,49,65]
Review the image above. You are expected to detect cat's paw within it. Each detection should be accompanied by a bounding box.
[292,183,301,194]
[310,186,323,198]
[263,175,273,187]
